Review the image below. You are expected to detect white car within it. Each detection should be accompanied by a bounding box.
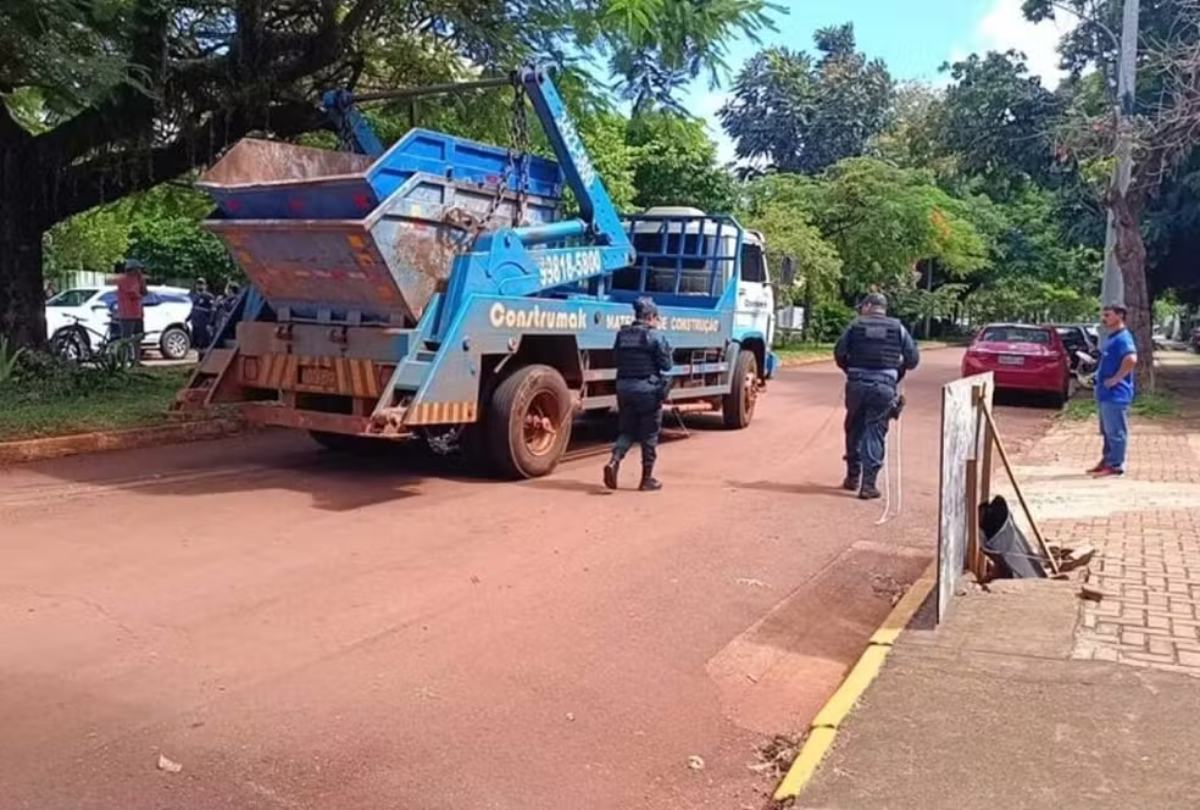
[45,285,194,360]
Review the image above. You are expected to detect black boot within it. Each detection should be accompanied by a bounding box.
[603,457,620,490]
[639,466,662,491]
[858,469,881,500]
[842,466,861,491]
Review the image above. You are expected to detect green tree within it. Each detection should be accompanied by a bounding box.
[869,81,948,174]
[626,112,735,211]
[803,158,989,293]
[745,202,842,304]
[604,0,783,113]
[1026,0,1200,385]
[935,51,1065,198]
[719,24,894,173]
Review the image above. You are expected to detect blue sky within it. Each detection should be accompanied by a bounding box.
[681,0,1079,161]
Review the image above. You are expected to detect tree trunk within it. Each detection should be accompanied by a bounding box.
[1111,190,1155,391]
[0,226,46,350]
[0,144,47,349]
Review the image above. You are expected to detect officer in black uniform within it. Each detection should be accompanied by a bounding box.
[604,297,673,491]
[834,293,920,500]
[187,277,216,350]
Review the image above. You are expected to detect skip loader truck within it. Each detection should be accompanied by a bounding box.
[176,64,782,478]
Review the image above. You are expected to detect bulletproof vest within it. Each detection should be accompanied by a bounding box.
[846,316,904,370]
[615,323,659,380]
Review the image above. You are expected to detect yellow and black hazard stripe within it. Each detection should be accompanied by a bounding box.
[403,400,479,426]
[241,353,383,398]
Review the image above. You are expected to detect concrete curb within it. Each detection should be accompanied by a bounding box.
[0,417,247,466]
[772,559,937,802]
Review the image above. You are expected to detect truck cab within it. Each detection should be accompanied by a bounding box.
[624,207,776,379]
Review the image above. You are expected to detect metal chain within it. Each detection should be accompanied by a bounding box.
[441,76,533,253]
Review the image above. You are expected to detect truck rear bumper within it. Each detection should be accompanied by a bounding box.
[240,403,408,438]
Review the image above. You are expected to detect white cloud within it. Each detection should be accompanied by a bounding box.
[962,0,1078,88]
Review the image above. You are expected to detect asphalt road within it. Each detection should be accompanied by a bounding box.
[0,349,1051,809]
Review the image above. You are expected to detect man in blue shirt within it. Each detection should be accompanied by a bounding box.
[1090,304,1139,477]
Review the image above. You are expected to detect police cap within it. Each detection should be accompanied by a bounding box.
[633,296,659,321]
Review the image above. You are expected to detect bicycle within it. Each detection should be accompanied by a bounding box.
[50,313,143,369]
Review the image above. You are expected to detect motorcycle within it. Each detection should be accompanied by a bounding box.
[1073,349,1098,389]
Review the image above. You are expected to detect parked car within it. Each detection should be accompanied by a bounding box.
[1191,325,1200,353]
[962,323,1072,407]
[45,285,194,360]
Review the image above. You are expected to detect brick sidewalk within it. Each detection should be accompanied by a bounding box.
[1000,368,1200,676]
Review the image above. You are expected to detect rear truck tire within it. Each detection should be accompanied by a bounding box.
[159,326,191,360]
[487,364,574,479]
[722,349,759,429]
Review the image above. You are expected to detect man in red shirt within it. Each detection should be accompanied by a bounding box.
[113,259,148,365]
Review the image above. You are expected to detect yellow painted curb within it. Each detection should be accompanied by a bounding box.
[772,560,937,803]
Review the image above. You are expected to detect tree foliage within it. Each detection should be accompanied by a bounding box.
[935,51,1065,197]
[626,113,736,211]
[719,24,894,173]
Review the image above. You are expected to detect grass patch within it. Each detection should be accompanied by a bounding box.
[774,342,837,362]
[774,339,952,364]
[1062,391,1179,422]
[0,362,192,441]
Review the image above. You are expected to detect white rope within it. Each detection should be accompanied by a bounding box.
[874,427,892,525]
[874,390,904,526]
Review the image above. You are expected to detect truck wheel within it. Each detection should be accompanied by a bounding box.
[722,349,759,429]
[487,364,573,479]
[159,326,191,360]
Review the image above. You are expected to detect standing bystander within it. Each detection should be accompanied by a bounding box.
[113,259,148,365]
[1090,304,1138,477]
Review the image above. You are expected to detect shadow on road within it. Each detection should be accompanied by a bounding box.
[728,479,854,499]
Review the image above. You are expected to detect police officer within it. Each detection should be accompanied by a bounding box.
[834,293,920,500]
[604,297,673,492]
[187,277,216,350]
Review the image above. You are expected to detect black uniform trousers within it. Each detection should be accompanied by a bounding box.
[612,379,664,468]
[844,378,896,478]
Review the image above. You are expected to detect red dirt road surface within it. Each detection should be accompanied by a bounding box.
[0,350,1048,809]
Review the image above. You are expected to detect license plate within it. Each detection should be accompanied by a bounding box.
[299,365,337,388]
[998,355,1025,366]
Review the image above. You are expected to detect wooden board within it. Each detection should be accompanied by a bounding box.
[936,373,993,624]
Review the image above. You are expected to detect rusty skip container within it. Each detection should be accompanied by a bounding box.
[198,132,563,325]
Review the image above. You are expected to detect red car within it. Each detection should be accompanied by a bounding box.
[961,323,1072,406]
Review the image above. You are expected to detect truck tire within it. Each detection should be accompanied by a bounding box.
[722,349,759,429]
[159,326,191,360]
[487,364,573,479]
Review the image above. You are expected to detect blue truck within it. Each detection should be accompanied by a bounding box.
[176,65,780,478]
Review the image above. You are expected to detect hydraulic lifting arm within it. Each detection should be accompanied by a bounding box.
[431,65,633,339]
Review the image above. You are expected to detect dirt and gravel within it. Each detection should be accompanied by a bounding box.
[0,349,1049,809]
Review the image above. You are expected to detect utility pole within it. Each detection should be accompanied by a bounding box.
[1100,0,1140,311]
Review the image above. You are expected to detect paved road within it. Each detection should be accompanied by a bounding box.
[0,349,1049,809]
